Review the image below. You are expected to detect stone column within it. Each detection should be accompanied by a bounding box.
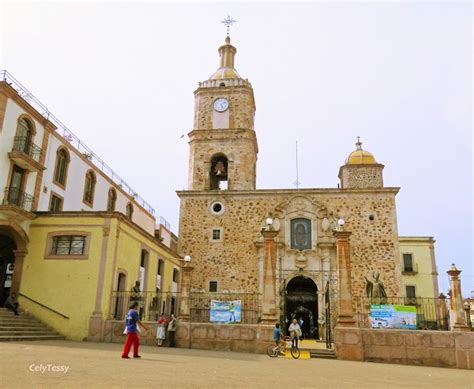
[447,264,469,331]
[438,293,449,331]
[333,231,356,327]
[179,264,193,321]
[260,228,279,324]
[11,250,27,295]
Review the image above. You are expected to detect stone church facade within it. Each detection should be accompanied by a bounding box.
[178,35,417,338]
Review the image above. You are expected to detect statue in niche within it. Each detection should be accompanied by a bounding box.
[214,161,226,176]
[365,271,387,301]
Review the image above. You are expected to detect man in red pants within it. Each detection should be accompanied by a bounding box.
[122,301,148,359]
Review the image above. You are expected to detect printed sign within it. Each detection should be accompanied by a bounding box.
[6,263,14,275]
[370,304,417,329]
[210,300,241,323]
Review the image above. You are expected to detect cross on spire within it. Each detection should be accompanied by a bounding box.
[356,136,363,150]
[221,15,237,36]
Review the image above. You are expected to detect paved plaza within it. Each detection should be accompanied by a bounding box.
[0,341,473,388]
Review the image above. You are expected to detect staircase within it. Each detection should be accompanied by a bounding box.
[308,348,336,359]
[0,308,65,341]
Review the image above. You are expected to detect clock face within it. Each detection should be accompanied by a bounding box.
[213,98,229,112]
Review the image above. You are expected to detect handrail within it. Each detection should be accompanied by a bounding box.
[19,292,70,319]
[3,187,34,212]
[0,69,155,216]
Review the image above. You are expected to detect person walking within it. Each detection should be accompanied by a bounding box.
[167,314,177,347]
[122,301,148,359]
[288,318,301,348]
[156,314,167,346]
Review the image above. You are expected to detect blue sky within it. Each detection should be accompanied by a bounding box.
[1,2,472,295]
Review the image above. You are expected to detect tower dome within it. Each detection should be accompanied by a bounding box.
[345,138,377,165]
[209,36,243,80]
[338,137,384,189]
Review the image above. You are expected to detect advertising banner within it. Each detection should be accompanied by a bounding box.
[370,304,417,329]
[210,300,241,323]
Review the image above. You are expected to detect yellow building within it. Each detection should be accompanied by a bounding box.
[399,236,439,299]
[20,212,181,341]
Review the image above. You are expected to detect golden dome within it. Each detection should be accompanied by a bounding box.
[209,36,242,80]
[345,138,377,165]
[210,67,242,80]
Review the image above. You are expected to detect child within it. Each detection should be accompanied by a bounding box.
[156,314,167,346]
[272,323,285,354]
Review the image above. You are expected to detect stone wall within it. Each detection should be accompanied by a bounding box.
[339,165,384,189]
[335,327,474,369]
[177,189,401,298]
[188,128,257,191]
[175,322,274,353]
[193,85,255,130]
[100,320,273,353]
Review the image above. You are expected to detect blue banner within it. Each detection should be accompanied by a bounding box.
[210,300,241,323]
[370,304,417,329]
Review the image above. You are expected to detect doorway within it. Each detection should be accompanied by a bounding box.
[0,235,17,306]
[285,276,318,339]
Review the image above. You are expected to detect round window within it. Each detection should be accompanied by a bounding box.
[210,201,225,216]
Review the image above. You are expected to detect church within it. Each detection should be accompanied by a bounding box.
[176,33,440,342]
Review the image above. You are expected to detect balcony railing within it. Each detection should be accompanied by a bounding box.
[11,136,43,163]
[2,187,34,212]
[1,69,155,216]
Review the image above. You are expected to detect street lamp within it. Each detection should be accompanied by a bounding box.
[183,255,191,263]
[335,217,345,231]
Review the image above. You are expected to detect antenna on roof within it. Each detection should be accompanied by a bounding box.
[293,140,301,189]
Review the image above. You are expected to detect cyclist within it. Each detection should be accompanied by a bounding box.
[272,323,285,354]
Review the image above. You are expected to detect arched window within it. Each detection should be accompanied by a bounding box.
[83,170,96,206]
[126,202,133,220]
[16,117,34,153]
[290,218,312,250]
[107,188,117,211]
[210,153,228,190]
[53,148,70,187]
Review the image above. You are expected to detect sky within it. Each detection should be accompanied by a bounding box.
[1,1,472,295]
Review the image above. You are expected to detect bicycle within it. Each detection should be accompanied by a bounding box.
[267,339,300,359]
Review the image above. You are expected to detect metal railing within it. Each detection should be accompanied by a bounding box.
[19,292,69,319]
[111,291,180,321]
[189,292,261,324]
[2,187,34,212]
[353,296,449,331]
[1,70,155,216]
[11,136,43,163]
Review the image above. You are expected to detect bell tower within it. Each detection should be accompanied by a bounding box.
[188,35,258,191]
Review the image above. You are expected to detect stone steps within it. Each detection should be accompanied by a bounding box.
[305,349,337,359]
[0,308,65,342]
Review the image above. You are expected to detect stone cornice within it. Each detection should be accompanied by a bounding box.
[177,187,400,197]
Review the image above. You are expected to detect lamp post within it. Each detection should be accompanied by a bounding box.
[179,255,193,322]
[333,218,356,327]
[260,217,278,324]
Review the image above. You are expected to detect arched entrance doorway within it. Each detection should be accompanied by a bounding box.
[0,222,29,304]
[285,276,318,339]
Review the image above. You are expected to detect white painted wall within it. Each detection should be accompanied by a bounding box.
[0,99,45,199]
[39,133,156,235]
[0,94,156,235]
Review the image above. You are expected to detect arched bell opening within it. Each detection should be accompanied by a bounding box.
[210,154,228,190]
